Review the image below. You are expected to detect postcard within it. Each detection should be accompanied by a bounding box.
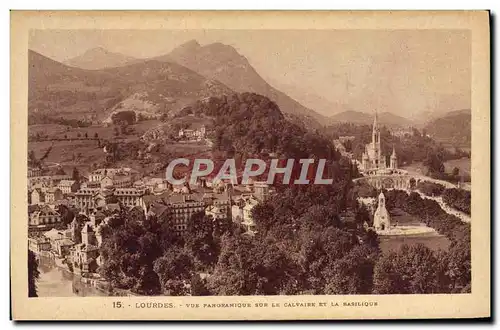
[11,10,490,320]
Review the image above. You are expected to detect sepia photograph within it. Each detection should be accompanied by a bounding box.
[11,10,490,320]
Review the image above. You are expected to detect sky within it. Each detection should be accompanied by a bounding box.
[29,29,471,119]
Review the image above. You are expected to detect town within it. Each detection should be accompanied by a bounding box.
[26,30,472,298]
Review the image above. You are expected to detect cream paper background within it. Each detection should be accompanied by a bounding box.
[10,10,490,320]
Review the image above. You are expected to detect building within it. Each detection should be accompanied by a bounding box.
[45,188,63,204]
[111,174,133,188]
[205,205,226,220]
[30,188,45,205]
[57,180,79,194]
[231,196,259,234]
[373,192,390,232]
[361,112,387,171]
[43,228,74,257]
[253,181,270,202]
[29,206,61,228]
[390,147,398,169]
[178,125,206,141]
[28,174,72,189]
[74,186,146,211]
[146,192,231,236]
[100,176,114,188]
[361,112,398,172]
[167,194,206,235]
[28,167,42,178]
[28,236,52,253]
[70,223,99,273]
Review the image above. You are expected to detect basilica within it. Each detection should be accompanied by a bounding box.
[361,112,398,172]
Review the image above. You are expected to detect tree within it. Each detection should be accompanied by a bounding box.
[58,204,75,226]
[325,245,377,294]
[153,246,193,296]
[206,232,302,295]
[297,227,357,293]
[185,213,219,271]
[94,132,99,139]
[112,110,136,125]
[98,211,163,295]
[355,203,371,228]
[28,150,37,167]
[77,132,81,138]
[85,132,88,139]
[373,244,439,294]
[28,250,39,297]
[452,167,460,177]
[424,151,445,177]
[190,274,211,296]
[72,167,80,182]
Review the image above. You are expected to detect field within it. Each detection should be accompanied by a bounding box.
[29,120,162,141]
[29,139,105,176]
[28,120,212,177]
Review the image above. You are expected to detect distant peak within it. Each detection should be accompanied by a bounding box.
[204,42,237,52]
[177,39,201,50]
[84,46,110,55]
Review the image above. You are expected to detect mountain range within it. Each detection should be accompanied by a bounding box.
[423,109,471,148]
[31,42,470,141]
[63,47,137,70]
[32,42,327,128]
[154,40,326,125]
[329,110,413,128]
[29,50,232,121]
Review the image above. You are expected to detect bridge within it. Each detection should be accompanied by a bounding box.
[353,169,471,223]
[353,168,460,191]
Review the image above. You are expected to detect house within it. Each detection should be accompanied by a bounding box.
[29,206,61,227]
[30,188,45,205]
[45,188,63,204]
[100,176,114,188]
[42,228,74,257]
[205,205,227,220]
[28,237,52,253]
[111,174,133,188]
[57,180,79,194]
[231,196,259,234]
[28,167,42,178]
[74,186,146,211]
[145,191,231,236]
[178,125,207,141]
[70,223,99,273]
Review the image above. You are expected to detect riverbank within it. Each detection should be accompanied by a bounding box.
[36,253,108,297]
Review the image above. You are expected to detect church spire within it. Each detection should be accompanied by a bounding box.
[373,109,379,132]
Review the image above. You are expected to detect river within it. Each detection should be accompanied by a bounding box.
[36,255,106,297]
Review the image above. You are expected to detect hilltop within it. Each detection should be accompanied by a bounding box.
[154,40,327,127]
[28,50,232,121]
[64,47,137,70]
[330,110,413,128]
[424,109,471,149]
